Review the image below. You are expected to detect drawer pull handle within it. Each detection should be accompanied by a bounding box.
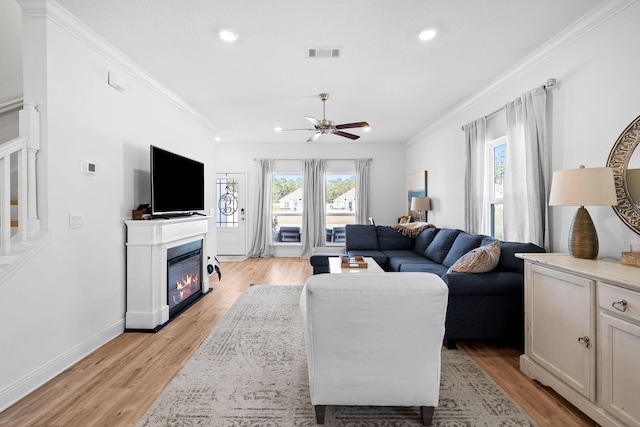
[612,299,628,312]
[578,336,590,348]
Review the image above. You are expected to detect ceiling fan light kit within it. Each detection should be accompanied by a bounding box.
[279,93,370,142]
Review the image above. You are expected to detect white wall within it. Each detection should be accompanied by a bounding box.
[0,0,22,103]
[0,0,22,143]
[0,2,217,410]
[0,110,19,143]
[215,142,405,256]
[405,1,640,259]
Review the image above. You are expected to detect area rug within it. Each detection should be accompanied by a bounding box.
[137,285,538,426]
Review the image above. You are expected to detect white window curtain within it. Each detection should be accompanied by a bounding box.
[355,158,371,224]
[300,159,326,258]
[463,117,488,234]
[248,159,274,258]
[504,86,549,249]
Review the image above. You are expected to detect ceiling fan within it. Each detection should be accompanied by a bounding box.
[279,93,370,142]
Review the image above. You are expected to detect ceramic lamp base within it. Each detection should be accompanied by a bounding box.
[568,206,599,259]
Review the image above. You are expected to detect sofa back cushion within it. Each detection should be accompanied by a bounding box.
[376,226,414,250]
[345,224,379,250]
[414,228,439,255]
[424,229,460,264]
[442,232,485,267]
[497,241,546,272]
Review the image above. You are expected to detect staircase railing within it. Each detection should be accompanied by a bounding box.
[0,102,41,258]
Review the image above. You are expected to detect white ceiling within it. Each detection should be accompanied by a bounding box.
[19,0,606,144]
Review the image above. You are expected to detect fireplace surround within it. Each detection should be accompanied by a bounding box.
[125,216,211,331]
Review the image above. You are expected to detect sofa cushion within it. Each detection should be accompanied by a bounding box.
[376,226,414,250]
[424,229,460,264]
[497,241,545,273]
[399,262,449,276]
[447,240,501,274]
[385,251,427,271]
[481,236,499,246]
[413,227,439,255]
[345,224,379,250]
[442,232,485,267]
[442,271,523,296]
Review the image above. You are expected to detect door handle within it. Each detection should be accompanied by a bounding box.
[578,336,590,348]
[612,299,628,312]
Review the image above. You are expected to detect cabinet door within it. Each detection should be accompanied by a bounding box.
[527,264,595,400]
[599,311,640,427]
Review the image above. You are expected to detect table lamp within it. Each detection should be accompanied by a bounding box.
[410,196,431,222]
[548,165,617,259]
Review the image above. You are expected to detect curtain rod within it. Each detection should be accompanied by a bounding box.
[254,158,372,161]
[460,78,557,131]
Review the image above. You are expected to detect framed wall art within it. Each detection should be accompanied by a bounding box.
[407,171,427,218]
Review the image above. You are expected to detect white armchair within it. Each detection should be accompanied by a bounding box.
[299,272,448,425]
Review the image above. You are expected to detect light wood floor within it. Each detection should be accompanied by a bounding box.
[0,257,596,427]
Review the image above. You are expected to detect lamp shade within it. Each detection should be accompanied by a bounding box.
[411,196,431,211]
[549,166,617,207]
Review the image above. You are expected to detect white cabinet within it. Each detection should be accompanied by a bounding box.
[526,265,595,400]
[518,254,640,427]
[598,283,640,427]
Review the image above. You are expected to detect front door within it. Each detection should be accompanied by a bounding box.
[216,173,246,255]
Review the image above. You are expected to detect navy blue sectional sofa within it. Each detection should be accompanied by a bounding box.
[311,224,545,348]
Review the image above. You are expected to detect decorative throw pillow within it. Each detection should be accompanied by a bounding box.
[447,240,501,274]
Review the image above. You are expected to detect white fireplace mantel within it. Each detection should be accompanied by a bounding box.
[125,216,211,331]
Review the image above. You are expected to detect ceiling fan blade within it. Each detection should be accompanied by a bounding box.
[305,116,321,127]
[333,131,360,140]
[307,132,322,142]
[335,121,369,130]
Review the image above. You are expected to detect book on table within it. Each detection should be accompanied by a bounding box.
[340,255,368,268]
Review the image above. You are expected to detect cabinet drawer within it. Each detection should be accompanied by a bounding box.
[599,282,640,324]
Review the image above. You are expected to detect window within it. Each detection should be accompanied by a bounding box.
[272,174,303,243]
[486,136,506,240]
[325,173,356,244]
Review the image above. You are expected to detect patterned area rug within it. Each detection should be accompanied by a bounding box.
[137,285,538,426]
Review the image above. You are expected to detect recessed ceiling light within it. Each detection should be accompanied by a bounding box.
[417,28,437,42]
[218,28,239,42]
[363,126,371,132]
[214,137,221,142]
[274,126,283,132]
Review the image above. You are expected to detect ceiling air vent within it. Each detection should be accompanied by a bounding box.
[306,47,341,58]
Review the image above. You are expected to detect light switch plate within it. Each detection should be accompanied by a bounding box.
[69,213,84,229]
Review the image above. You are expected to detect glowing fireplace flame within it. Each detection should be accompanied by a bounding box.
[172,272,200,304]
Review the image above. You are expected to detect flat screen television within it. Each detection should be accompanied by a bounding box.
[150,145,205,216]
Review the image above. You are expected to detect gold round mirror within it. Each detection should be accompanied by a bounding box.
[606,115,640,235]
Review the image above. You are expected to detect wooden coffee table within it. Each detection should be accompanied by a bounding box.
[328,256,384,274]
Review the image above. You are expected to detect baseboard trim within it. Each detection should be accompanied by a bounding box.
[0,319,124,412]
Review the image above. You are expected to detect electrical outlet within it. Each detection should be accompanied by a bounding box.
[69,213,84,229]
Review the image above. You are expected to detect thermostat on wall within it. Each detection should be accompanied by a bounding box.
[82,160,96,175]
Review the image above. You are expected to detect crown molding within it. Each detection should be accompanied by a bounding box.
[16,0,218,133]
[406,0,638,146]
